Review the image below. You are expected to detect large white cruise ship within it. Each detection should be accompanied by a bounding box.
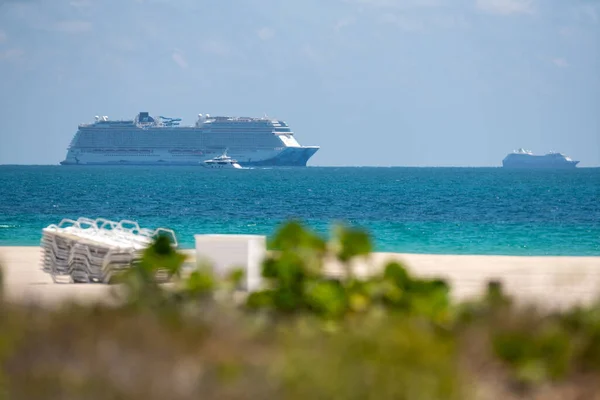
[502,148,579,168]
[60,112,320,166]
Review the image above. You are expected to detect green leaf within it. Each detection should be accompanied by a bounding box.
[246,290,275,309]
[268,220,326,254]
[304,280,348,318]
[334,224,372,262]
[493,332,534,365]
[185,269,215,295]
[226,268,245,289]
[383,262,412,290]
[151,233,175,256]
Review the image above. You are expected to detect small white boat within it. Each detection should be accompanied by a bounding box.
[202,151,243,169]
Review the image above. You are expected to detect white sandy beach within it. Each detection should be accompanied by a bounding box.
[1,246,600,309]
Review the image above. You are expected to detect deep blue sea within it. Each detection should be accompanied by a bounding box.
[0,166,598,256]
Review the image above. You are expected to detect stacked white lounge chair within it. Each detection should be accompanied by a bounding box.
[41,217,178,284]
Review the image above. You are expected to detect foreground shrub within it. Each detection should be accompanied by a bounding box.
[0,304,276,400]
[458,283,600,396]
[277,314,461,400]
[247,221,453,326]
[1,220,600,399]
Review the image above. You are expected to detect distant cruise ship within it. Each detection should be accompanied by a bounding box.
[60,112,320,166]
[502,148,579,168]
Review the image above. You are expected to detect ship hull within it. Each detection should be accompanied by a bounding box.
[502,160,579,169]
[60,146,319,167]
[502,162,579,169]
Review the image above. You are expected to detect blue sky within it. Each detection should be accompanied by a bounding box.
[0,0,598,166]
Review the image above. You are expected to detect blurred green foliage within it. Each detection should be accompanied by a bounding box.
[0,220,599,399]
[248,221,453,327]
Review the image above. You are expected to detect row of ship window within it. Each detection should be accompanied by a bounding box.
[76,141,280,147]
[77,147,280,153]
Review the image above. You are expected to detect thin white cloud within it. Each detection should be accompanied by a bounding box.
[348,0,441,8]
[0,48,24,62]
[52,20,93,33]
[171,50,188,69]
[257,27,275,40]
[349,0,467,31]
[380,13,424,31]
[567,4,599,25]
[200,40,230,57]
[0,30,6,43]
[476,0,534,15]
[430,14,469,29]
[301,44,320,63]
[334,17,356,32]
[580,4,598,23]
[380,12,468,31]
[558,27,574,37]
[69,0,92,8]
[552,58,569,68]
[110,36,137,53]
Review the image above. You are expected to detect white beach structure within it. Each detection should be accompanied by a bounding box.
[194,234,266,292]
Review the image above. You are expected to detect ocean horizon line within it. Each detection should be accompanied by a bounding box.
[2,164,600,169]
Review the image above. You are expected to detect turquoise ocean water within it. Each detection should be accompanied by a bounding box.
[0,166,598,255]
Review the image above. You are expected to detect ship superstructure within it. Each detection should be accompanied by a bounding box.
[502,148,579,168]
[60,112,319,166]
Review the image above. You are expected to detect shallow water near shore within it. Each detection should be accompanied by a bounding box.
[0,165,598,256]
